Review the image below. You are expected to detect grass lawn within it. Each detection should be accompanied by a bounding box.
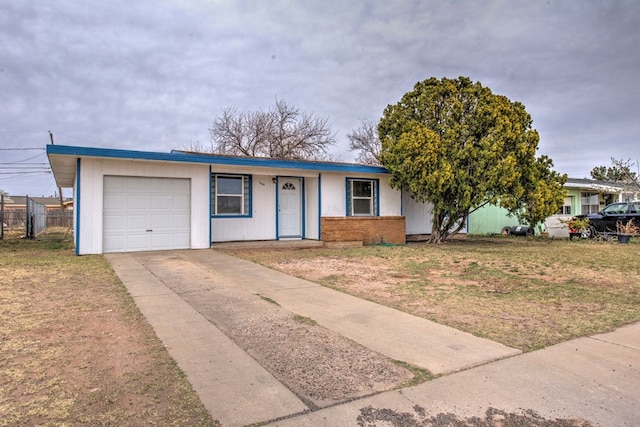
[227,236,640,351]
[0,231,218,426]
[3,230,638,425]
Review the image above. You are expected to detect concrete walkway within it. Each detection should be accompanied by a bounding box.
[106,249,640,426]
[268,322,640,426]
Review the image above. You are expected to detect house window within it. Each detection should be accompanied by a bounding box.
[346,178,378,216]
[211,174,251,216]
[557,196,572,215]
[580,192,600,215]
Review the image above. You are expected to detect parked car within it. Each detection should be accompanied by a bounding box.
[577,201,640,236]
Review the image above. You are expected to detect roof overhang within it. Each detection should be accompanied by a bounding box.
[47,150,80,188]
[563,179,625,194]
[46,144,390,188]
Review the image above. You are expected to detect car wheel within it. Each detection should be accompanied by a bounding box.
[584,225,598,239]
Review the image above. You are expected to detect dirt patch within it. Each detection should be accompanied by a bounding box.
[233,309,414,408]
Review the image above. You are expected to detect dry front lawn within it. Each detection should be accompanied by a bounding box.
[227,237,640,351]
[0,236,217,426]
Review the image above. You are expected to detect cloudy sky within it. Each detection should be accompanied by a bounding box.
[1,0,639,197]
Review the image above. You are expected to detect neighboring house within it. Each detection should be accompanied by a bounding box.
[2,196,67,211]
[468,178,634,237]
[48,144,431,255]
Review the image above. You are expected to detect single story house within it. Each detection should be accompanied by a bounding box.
[467,178,635,237]
[47,144,442,255]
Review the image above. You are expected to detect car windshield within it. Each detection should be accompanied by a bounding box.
[603,204,628,215]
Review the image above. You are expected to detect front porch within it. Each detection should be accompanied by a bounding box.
[210,239,326,250]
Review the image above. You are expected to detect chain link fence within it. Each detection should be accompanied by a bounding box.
[1,194,72,239]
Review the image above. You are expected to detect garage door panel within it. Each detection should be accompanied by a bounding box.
[103,235,125,252]
[103,214,124,230]
[167,179,190,192]
[126,194,148,210]
[171,232,191,247]
[173,214,191,228]
[104,194,126,210]
[127,234,150,250]
[103,176,191,253]
[172,194,191,206]
[148,195,169,209]
[174,233,190,247]
[150,214,171,229]
[150,233,171,248]
[149,232,190,249]
[126,178,148,192]
[126,214,148,230]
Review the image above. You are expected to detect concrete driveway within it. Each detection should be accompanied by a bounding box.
[106,249,640,427]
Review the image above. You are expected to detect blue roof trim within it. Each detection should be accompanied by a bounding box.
[47,144,390,174]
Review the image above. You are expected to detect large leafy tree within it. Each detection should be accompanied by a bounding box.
[378,76,567,243]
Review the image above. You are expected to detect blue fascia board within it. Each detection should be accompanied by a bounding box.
[47,144,390,175]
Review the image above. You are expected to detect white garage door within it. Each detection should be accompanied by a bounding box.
[103,176,191,253]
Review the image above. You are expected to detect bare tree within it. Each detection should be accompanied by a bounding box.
[182,140,215,153]
[591,157,640,192]
[347,119,381,165]
[611,158,640,191]
[208,99,336,160]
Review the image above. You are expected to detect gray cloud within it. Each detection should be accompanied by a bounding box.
[1,0,639,196]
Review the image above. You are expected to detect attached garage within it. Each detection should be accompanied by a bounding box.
[103,176,191,253]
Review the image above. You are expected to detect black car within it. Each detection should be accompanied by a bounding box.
[578,201,640,236]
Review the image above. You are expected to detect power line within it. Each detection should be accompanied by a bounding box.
[0,171,51,175]
[1,153,46,163]
[0,162,48,165]
[0,164,49,170]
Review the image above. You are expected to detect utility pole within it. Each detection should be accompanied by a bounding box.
[1,193,4,240]
[49,131,65,212]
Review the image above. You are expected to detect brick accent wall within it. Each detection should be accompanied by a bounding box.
[321,216,406,245]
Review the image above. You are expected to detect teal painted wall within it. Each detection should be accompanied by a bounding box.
[468,204,520,235]
[468,188,615,235]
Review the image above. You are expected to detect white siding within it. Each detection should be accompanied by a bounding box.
[306,177,320,240]
[402,189,467,235]
[378,176,402,216]
[77,158,210,255]
[320,173,347,216]
[403,190,434,234]
[320,173,401,217]
[211,174,277,242]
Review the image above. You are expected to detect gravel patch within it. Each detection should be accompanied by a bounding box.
[148,257,415,408]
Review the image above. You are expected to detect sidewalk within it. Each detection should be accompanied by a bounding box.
[106,249,640,426]
[267,322,640,426]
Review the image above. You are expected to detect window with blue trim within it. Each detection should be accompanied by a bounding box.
[211,174,251,216]
[347,178,378,216]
